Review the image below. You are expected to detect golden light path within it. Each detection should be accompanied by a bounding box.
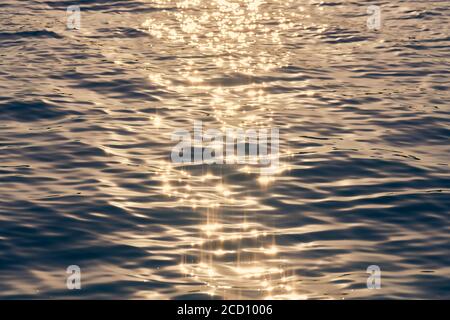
[140,0,302,299]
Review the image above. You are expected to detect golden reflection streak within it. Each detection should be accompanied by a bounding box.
[140,0,301,299]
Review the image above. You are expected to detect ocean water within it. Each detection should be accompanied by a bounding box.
[0,0,449,299]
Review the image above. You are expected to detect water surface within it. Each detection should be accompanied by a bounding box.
[0,0,449,299]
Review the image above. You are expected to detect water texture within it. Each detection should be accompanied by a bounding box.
[0,0,449,299]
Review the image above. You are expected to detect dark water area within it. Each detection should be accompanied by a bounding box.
[0,0,449,299]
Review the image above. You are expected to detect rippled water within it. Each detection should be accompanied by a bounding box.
[0,0,449,299]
